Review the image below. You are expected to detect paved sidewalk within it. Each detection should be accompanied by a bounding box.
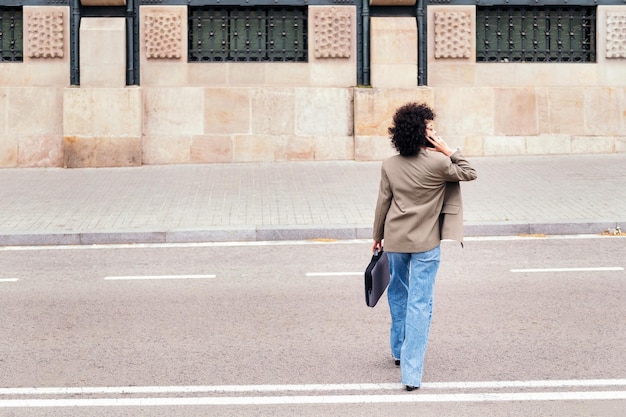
[1,154,625,246]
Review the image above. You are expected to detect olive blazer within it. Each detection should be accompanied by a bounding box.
[373,150,477,253]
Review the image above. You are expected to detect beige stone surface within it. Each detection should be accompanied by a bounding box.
[493,88,538,135]
[190,135,233,163]
[275,135,315,161]
[63,136,142,167]
[18,135,63,167]
[370,17,417,88]
[295,88,353,136]
[616,137,626,153]
[7,87,63,135]
[0,134,17,167]
[188,64,229,86]
[229,64,267,86]
[354,87,434,136]
[80,18,126,87]
[24,6,68,61]
[309,61,356,87]
[583,88,626,136]
[546,88,585,135]
[143,7,184,60]
[483,136,526,156]
[428,6,475,62]
[143,135,192,165]
[141,62,188,86]
[571,136,615,154]
[313,136,355,160]
[461,136,484,156]
[526,135,572,155]
[251,89,295,135]
[354,135,396,161]
[434,87,493,136]
[265,64,310,87]
[427,62,475,86]
[204,88,250,134]
[64,87,142,136]
[232,135,275,162]
[143,87,203,135]
[311,6,354,60]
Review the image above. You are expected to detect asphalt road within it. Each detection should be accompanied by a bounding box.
[1,236,625,416]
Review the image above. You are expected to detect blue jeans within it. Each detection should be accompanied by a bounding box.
[387,246,440,387]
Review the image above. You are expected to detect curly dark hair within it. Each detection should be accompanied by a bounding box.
[388,102,436,156]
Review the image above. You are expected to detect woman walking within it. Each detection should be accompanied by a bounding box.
[372,102,477,391]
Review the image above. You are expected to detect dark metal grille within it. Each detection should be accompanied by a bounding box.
[477,6,596,63]
[189,6,307,62]
[0,7,23,62]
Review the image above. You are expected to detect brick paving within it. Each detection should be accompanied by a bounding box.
[1,154,625,245]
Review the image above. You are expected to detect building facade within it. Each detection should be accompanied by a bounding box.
[0,0,624,167]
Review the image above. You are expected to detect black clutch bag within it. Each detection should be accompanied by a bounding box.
[364,249,390,307]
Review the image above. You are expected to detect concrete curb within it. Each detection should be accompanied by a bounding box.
[0,220,623,246]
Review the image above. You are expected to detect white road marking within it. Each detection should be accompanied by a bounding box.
[2,379,625,395]
[511,267,624,273]
[0,278,18,283]
[306,272,361,277]
[104,274,216,281]
[1,391,626,408]
[0,234,623,251]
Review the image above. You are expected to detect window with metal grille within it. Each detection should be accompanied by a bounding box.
[0,6,23,62]
[189,6,307,62]
[476,6,596,63]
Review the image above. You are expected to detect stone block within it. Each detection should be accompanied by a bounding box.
[142,6,185,60]
[265,64,310,86]
[79,18,126,87]
[24,7,67,61]
[275,135,315,161]
[427,62,475,86]
[493,88,538,135]
[546,88,584,135]
[354,135,396,161]
[313,136,354,160]
[483,136,526,156]
[434,87,493,136]
[251,89,295,135]
[583,87,625,136]
[18,135,63,167]
[232,135,275,162]
[310,6,354,60]
[295,88,353,136]
[188,64,229,86]
[204,88,251,134]
[0,134,18,167]
[354,87,433,136]
[64,87,142,136]
[143,87,203,135]
[190,135,233,163]
[229,63,266,86]
[141,62,188,87]
[526,135,572,155]
[571,136,615,154]
[63,136,142,167]
[433,10,472,59]
[143,135,192,165]
[370,64,417,89]
[616,137,626,153]
[370,17,417,88]
[8,87,63,135]
[309,61,356,87]
[370,17,417,65]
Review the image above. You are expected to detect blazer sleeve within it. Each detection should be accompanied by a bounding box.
[373,165,392,241]
[442,151,478,182]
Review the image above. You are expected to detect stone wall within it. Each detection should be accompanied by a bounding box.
[0,4,624,167]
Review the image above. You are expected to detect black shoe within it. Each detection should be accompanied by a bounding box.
[406,385,419,391]
[394,359,400,366]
